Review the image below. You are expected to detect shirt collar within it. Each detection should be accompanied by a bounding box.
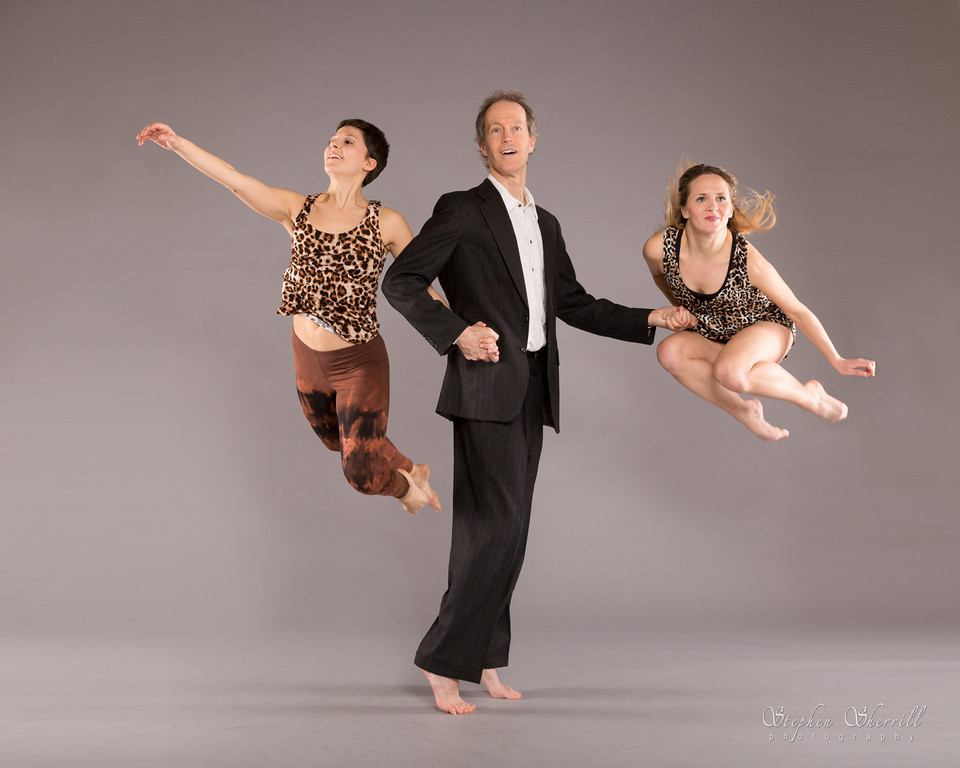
[487,174,538,219]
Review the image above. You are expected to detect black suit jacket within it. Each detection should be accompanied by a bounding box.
[382,179,656,431]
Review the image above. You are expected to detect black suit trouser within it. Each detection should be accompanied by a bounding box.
[415,353,546,683]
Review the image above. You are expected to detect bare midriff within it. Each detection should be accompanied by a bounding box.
[292,314,354,351]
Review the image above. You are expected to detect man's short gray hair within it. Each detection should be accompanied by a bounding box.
[474,90,539,154]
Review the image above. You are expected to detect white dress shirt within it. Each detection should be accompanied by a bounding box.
[488,174,546,352]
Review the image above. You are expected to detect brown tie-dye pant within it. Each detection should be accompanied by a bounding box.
[291,330,412,499]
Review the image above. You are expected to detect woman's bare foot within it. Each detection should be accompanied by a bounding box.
[737,398,790,442]
[408,463,441,512]
[421,669,475,714]
[481,668,521,700]
[803,380,848,422]
[397,469,433,515]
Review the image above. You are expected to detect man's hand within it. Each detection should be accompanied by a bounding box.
[455,322,500,362]
[649,306,697,332]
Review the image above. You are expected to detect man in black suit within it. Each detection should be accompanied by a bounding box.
[382,91,692,714]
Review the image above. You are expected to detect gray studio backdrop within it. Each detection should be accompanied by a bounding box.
[2,0,958,640]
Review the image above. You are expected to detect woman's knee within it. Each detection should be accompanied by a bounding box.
[713,361,748,393]
[309,424,341,452]
[656,335,686,372]
[341,454,379,495]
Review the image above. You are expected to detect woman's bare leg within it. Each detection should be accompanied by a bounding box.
[713,323,847,422]
[657,331,789,441]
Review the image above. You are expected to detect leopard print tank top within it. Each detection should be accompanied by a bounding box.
[661,226,795,343]
[277,195,387,344]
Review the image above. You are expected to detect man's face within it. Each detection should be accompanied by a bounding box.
[478,100,536,181]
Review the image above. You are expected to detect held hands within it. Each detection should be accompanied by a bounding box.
[835,357,876,377]
[650,306,698,332]
[456,322,500,363]
[136,122,181,151]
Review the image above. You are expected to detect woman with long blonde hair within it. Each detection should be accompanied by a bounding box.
[643,163,875,441]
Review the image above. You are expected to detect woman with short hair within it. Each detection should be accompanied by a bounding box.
[137,119,442,511]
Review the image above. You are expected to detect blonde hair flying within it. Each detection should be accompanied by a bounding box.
[664,161,776,235]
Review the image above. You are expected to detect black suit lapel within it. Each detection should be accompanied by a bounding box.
[478,180,528,308]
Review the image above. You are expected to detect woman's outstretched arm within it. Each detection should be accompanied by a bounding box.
[747,243,876,377]
[137,122,304,233]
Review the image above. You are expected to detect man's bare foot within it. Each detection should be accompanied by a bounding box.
[481,668,521,700]
[803,380,848,422]
[738,398,789,442]
[398,469,433,515]
[408,463,441,512]
[421,669,475,714]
